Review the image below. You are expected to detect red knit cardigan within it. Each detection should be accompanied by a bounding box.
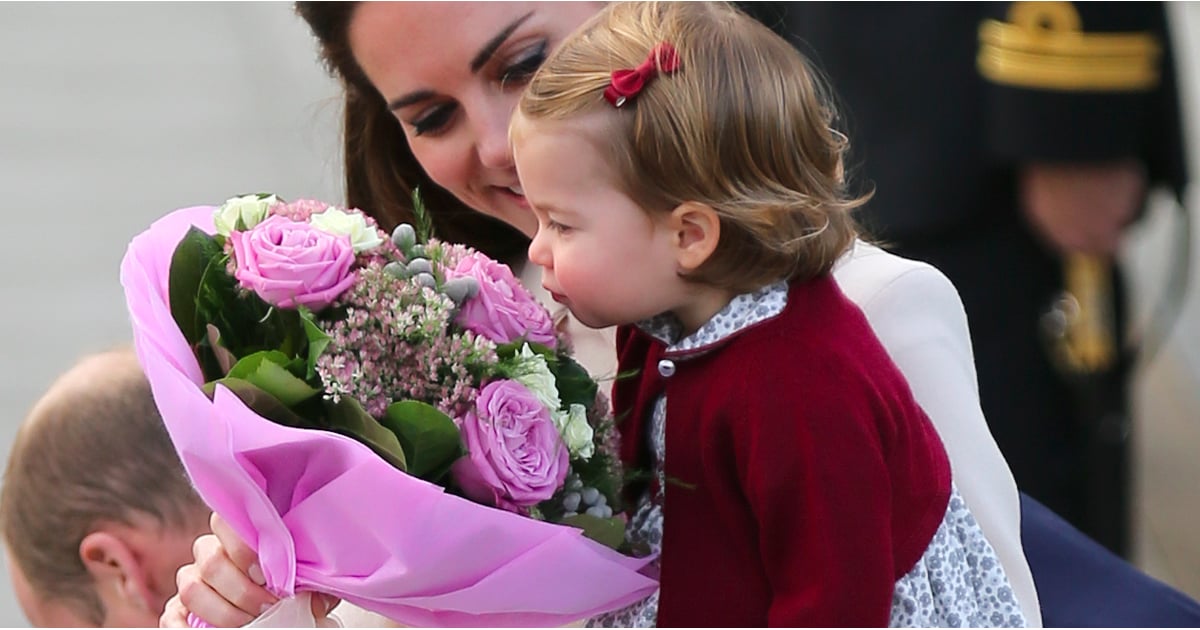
[613,274,952,627]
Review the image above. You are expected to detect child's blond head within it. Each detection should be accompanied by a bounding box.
[515,1,865,291]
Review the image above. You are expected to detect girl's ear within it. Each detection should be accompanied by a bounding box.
[669,201,721,273]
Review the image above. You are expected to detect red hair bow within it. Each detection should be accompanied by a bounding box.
[603,42,681,108]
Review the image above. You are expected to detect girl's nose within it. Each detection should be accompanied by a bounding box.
[527,227,552,269]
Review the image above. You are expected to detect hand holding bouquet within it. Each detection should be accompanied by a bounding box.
[121,195,655,627]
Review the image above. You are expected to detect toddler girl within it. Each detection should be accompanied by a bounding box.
[510,2,1028,627]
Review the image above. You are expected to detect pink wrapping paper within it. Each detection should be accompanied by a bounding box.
[120,206,657,627]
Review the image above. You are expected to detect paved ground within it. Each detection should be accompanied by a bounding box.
[0,3,1196,626]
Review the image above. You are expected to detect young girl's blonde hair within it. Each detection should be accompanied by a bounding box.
[517,1,868,291]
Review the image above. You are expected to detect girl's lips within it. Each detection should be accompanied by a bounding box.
[548,290,567,304]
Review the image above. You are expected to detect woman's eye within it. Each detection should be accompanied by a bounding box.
[411,104,456,137]
[500,40,548,86]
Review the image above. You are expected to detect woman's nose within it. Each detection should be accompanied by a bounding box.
[476,109,515,171]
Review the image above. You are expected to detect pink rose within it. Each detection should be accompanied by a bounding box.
[449,252,556,348]
[452,380,568,511]
[230,214,357,310]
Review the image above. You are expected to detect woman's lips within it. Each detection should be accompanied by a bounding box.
[497,185,529,208]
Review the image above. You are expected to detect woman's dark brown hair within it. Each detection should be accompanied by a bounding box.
[294,2,529,262]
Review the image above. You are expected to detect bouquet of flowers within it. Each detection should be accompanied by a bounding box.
[120,195,656,627]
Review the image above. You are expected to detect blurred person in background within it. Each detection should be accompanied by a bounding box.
[0,347,211,627]
[743,0,1189,559]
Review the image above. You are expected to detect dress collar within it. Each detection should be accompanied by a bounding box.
[636,280,789,359]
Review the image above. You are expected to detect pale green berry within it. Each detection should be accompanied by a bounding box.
[392,224,416,251]
[459,276,480,299]
[562,491,582,513]
[383,262,410,279]
[407,258,433,275]
[414,272,436,289]
[442,278,472,305]
[586,505,613,519]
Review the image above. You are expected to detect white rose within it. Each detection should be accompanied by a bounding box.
[213,194,277,236]
[554,403,594,460]
[510,344,560,411]
[309,207,386,253]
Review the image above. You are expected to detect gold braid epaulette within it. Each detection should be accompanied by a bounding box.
[978,1,1161,91]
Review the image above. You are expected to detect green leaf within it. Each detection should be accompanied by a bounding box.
[495,340,556,363]
[561,513,627,550]
[205,377,318,430]
[206,379,409,473]
[226,351,320,407]
[552,354,598,409]
[299,309,331,381]
[169,227,223,344]
[324,397,408,472]
[261,308,298,358]
[382,400,465,481]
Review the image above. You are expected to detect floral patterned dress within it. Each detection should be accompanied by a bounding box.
[589,282,1028,628]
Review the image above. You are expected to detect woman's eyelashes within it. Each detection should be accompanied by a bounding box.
[409,40,548,137]
[412,104,456,137]
[500,39,548,87]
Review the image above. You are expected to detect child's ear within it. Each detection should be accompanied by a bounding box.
[79,530,153,616]
[669,201,721,273]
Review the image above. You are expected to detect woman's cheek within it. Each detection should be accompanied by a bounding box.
[410,139,469,198]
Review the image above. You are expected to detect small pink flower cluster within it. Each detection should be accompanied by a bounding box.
[316,264,497,419]
[268,198,336,223]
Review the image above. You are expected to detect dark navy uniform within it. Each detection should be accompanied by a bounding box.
[743,2,1187,557]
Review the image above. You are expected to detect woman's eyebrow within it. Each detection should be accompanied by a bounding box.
[389,89,435,111]
[388,11,535,112]
[469,11,535,74]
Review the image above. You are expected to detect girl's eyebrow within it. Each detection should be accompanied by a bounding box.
[388,11,535,112]
[529,200,569,216]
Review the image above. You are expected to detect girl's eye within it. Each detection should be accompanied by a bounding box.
[548,220,573,234]
[411,103,457,137]
[500,40,548,87]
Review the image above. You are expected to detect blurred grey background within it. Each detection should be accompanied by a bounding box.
[0,2,1198,626]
